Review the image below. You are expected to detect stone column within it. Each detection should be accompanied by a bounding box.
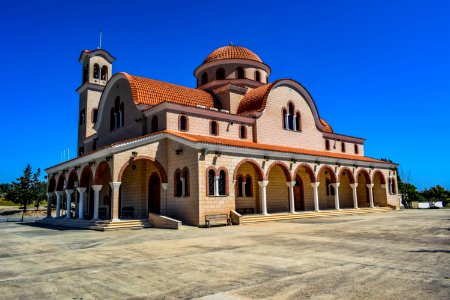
[65,189,74,219]
[55,191,63,217]
[293,115,297,131]
[310,182,320,211]
[214,176,220,196]
[92,185,102,220]
[161,183,168,216]
[332,183,340,210]
[350,183,358,209]
[287,181,296,213]
[285,114,289,129]
[77,187,86,220]
[258,181,269,215]
[109,182,121,221]
[367,183,375,208]
[242,181,246,197]
[180,177,186,197]
[46,192,53,218]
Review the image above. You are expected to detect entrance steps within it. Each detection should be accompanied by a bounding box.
[241,207,393,224]
[36,218,151,231]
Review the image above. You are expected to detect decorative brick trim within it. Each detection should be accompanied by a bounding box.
[94,161,112,185]
[338,167,355,184]
[79,166,93,188]
[372,170,386,185]
[117,155,168,183]
[356,169,372,184]
[266,161,292,182]
[316,165,337,183]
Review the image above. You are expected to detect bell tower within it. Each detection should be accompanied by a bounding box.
[76,49,115,156]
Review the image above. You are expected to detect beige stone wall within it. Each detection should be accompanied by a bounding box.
[357,175,370,207]
[234,162,260,213]
[166,111,252,141]
[318,172,335,210]
[295,167,315,211]
[338,174,354,208]
[198,63,268,85]
[266,165,289,213]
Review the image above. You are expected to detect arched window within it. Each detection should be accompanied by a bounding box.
[237,176,244,197]
[354,144,359,154]
[239,125,247,139]
[151,116,158,133]
[110,108,115,131]
[79,108,85,126]
[341,142,346,153]
[295,112,301,131]
[93,64,100,79]
[210,121,218,135]
[288,103,295,130]
[182,168,190,196]
[282,108,287,129]
[216,68,225,80]
[255,70,261,82]
[245,176,252,197]
[179,115,188,131]
[201,72,208,85]
[92,108,98,124]
[208,169,215,196]
[218,170,226,196]
[174,170,182,197]
[101,66,108,81]
[236,67,245,79]
[119,103,124,128]
[325,140,330,150]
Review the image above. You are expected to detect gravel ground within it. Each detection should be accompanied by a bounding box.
[0,209,449,300]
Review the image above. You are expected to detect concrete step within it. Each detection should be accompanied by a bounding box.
[241,207,393,224]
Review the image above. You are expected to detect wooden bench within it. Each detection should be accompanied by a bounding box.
[236,207,255,215]
[120,207,134,219]
[205,214,231,228]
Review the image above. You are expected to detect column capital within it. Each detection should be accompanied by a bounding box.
[55,191,64,196]
[366,183,374,189]
[65,189,74,195]
[258,180,269,187]
[350,183,358,189]
[215,176,220,180]
[92,185,102,192]
[161,183,168,190]
[286,181,296,188]
[331,182,340,188]
[109,182,122,190]
[77,187,87,193]
[46,192,53,198]
[310,182,320,188]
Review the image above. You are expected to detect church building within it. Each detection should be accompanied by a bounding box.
[44,45,399,228]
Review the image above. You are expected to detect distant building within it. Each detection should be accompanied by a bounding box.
[44,45,399,226]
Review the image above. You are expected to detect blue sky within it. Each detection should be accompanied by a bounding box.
[0,0,449,190]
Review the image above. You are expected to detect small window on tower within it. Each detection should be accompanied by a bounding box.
[239,125,247,139]
[179,115,188,131]
[92,109,98,124]
[210,121,218,135]
[354,144,359,154]
[216,68,225,80]
[255,70,261,82]
[93,64,100,79]
[101,66,108,81]
[236,67,245,79]
[341,142,346,153]
[201,72,208,85]
[325,140,330,150]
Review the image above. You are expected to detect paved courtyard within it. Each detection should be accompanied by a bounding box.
[0,210,449,299]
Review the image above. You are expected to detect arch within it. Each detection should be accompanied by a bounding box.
[236,67,245,79]
[174,169,182,197]
[282,108,287,129]
[151,115,159,133]
[372,170,386,185]
[201,72,208,85]
[295,111,301,131]
[356,169,372,184]
[101,65,108,81]
[179,115,188,131]
[119,102,124,127]
[56,174,66,191]
[316,165,337,183]
[93,64,100,79]
[255,70,261,82]
[237,175,244,197]
[294,163,315,183]
[48,176,56,192]
[148,172,161,214]
[338,167,355,184]
[206,167,217,196]
[182,167,190,196]
[79,166,93,188]
[67,170,79,189]
[94,161,112,185]
[266,161,292,182]
[218,167,229,196]
[216,68,225,80]
[233,159,264,181]
[245,175,253,197]
[118,156,168,183]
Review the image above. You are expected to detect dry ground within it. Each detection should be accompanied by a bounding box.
[0,210,449,300]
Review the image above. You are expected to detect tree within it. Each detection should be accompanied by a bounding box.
[397,170,421,208]
[422,185,450,208]
[5,165,46,217]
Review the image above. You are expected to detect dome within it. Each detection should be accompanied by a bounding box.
[203,45,262,64]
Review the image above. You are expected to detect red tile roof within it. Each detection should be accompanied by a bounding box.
[122,73,217,108]
[237,82,275,115]
[165,130,388,164]
[320,118,333,133]
[203,45,262,64]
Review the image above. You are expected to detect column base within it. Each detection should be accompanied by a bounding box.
[111,218,121,222]
[78,217,84,220]
[315,209,320,212]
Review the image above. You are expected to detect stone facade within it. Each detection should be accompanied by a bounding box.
[45,45,400,227]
